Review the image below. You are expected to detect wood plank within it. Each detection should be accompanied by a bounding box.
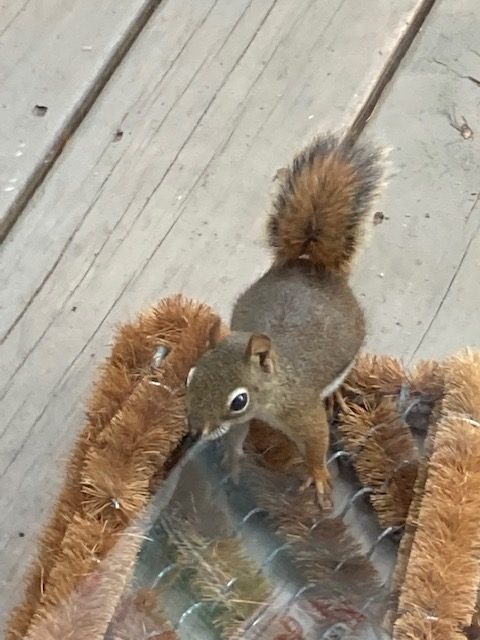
[0,0,429,624]
[412,230,480,359]
[0,0,159,240]
[356,0,480,362]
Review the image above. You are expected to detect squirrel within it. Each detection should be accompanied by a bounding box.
[185,134,384,509]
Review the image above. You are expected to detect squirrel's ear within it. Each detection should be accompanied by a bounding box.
[208,317,223,348]
[245,333,273,373]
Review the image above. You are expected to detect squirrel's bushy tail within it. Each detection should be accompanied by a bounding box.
[268,134,384,275]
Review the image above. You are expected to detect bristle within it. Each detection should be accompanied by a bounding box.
[337,397,419,528]
[393,416,480,640]
[441,350,480,419]
[343,354,406,401]
[385,363,445,631]
[384,420,437,634]
[8,292,480,640]
[410,359,445,400]
[4,463,85,640]
[107,588,177,640]
[30,516,117,619]
[247,463,381,608]
[24,523,140,640]
[5,336,146,639]
[247,419,304,473]
[164,515,271,640]
[81,383,187,523]
[404,360,445,433]
[6,296,221,640]
[6,300,190,640]
[393,352,480,639]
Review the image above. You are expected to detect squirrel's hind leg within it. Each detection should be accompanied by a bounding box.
[295,404,333,511]
[221,422,249,484]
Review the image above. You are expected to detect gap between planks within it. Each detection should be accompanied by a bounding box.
[0,0,163,244]
[350,0,436,140]
[0,0,436,246]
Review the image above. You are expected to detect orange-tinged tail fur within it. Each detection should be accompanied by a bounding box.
[268,134,384,275]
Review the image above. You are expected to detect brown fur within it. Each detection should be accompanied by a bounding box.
[5,296,222,640]
[268,134,384,275]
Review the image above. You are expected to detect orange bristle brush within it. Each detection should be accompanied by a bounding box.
[6,296,222,640]
[393,351,480,640]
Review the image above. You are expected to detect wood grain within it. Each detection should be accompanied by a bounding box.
[0,0,433,626]
[356,0,480,362]
[0,0,160,240]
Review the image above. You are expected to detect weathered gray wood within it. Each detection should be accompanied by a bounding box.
[410,230,480,358]
[0,0,431,626]
[0,0,159,240]
[356,0,480,363]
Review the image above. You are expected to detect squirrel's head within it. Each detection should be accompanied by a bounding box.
[185,319,276,440]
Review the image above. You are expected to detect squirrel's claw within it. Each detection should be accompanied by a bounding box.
[334,389,349,414]
[300,471,333,511]
[315,477,333,511]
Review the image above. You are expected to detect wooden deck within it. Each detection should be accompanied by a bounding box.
[1,0,479,626]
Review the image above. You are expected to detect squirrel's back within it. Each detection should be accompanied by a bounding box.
[232,261,365,387]
[231,134,384,387]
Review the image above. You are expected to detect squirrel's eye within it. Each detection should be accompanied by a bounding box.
[186,367,196,387]
[228,387,249,413]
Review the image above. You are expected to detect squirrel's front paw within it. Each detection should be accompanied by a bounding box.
[300,470,333,511]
